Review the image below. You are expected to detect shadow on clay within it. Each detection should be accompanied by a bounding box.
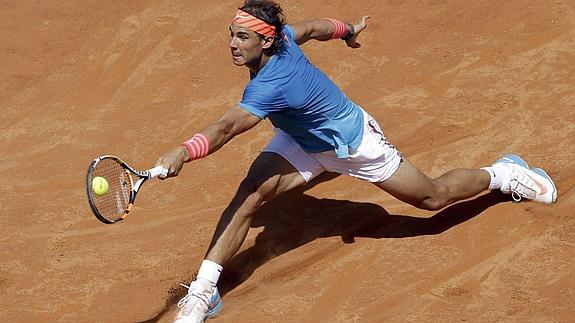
[140,172,510,322]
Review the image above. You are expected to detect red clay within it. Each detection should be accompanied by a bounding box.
[1,1,574,322]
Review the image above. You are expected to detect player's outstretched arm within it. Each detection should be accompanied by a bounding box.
[155,106,261,179]
[291,15,370,48]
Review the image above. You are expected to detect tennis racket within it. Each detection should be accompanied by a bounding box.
[86,155,168,224]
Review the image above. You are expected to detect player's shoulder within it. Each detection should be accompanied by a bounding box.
[244,78,282,98]
[281,24,295,39]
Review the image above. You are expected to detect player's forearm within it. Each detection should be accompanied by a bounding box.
[180,107,261,163]
[305,19,354,42]
[200,121,235,154]
[178,122,230,163]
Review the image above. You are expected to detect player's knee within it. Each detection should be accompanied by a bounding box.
[417,185,449,211]
[418,198,445,211]
[236,176,272,211]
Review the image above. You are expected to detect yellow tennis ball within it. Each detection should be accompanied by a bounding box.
[92,176,109,196]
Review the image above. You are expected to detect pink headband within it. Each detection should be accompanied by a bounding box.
[232,9,276,37]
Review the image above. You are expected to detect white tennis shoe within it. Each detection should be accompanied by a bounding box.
[494,154,557,204]
[174,281,222,323]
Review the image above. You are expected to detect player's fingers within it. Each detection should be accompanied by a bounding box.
[348,40,361,49]
[361,15,370,26]
[154,159,167,179]
[165,162,185,179]
[355,15,370,31]
[156,161,175,180]
[165,165,179,179]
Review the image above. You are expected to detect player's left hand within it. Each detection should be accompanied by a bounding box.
[345,15,370,49]
[154,146,189,179]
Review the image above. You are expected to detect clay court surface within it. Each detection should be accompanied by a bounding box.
[1,0,575,322]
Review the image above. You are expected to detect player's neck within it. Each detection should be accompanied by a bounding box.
[248,53,272,76]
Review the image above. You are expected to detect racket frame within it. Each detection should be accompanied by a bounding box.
[86,155,159,224]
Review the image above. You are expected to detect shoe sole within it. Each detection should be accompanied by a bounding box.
[207,301,222,318]
[531,167,558,204]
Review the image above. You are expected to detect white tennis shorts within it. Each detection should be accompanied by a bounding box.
[262,110,403,183]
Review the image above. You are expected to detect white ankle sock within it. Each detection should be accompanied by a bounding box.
[196,260,223,288]
[481,164,507,190]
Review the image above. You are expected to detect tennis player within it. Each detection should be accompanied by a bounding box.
[155,1,557,321]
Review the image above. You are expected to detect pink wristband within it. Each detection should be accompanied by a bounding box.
[182,133,210,162]
[324,18,348,39]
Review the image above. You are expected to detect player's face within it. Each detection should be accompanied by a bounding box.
[229,24,267,68]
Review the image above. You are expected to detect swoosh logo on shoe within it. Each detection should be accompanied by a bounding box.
[530,176,548,196]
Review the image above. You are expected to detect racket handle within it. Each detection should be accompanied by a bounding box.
[148,166,169,179]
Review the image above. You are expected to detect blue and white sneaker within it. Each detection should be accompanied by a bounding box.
[494,154,529,168]
[494,154,557,204]
[174,281,222,323]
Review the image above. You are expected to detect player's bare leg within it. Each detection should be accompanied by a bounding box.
[205,152,308,264]
[374,154,557,210]
[174,152,308,322]
[374,158,491,211]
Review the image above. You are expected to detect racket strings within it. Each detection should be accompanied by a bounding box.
[90,159,133,221]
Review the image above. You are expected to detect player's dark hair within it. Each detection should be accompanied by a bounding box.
[239,0,286,54]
